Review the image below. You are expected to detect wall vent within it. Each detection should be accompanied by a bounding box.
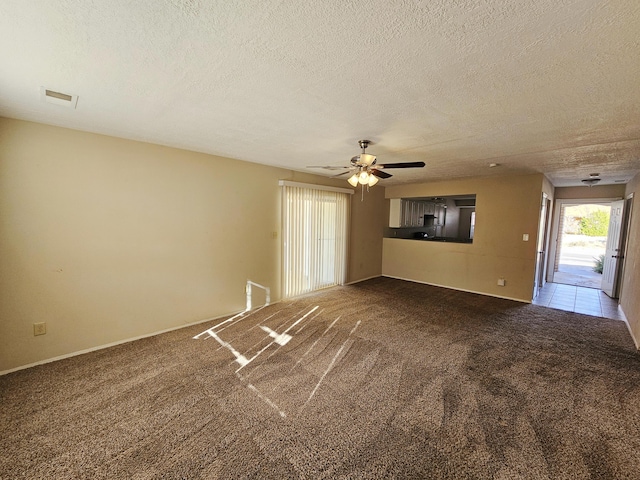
[40,86,78,109]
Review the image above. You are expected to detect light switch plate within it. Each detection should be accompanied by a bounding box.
[523,234,529,241]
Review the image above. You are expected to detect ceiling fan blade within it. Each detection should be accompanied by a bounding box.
[332,170,354,178]
[307,165,352,171]
[372,169,392,179]
[377,161,426,169]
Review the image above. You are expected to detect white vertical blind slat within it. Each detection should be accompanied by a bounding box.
[282,185,349,298]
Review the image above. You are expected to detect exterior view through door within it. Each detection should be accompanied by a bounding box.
[549,199,626,298]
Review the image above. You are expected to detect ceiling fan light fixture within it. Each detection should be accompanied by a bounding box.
[325,140,425,192]
[359,153,376,166]
[358,170,370,184]
[581,177,601,186]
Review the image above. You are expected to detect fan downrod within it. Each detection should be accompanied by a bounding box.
[358,140,371,151]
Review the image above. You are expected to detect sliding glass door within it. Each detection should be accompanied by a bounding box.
[281,183,349,298]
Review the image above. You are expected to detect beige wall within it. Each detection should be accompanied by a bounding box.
[0,118,381,372]
[348,187,386,282]
[621,174,640,347]
[382,174,545,302]
[554,184,626,200]
[542,176,555,198]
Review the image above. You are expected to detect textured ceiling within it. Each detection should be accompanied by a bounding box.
[1,0,639,187]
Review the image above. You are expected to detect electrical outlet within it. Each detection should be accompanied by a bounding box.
[522,233,529,241]
[497,278,506,287]
[33,322,47,336]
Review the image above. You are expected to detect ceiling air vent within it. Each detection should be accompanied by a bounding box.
[40,86,78,109]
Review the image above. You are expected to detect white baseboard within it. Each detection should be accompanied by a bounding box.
[381,275,530,303]
[380,277,640,350]
[5,280,635,375]
[0,310,244,377]
[619,306,639,349]
[345,274,382,285]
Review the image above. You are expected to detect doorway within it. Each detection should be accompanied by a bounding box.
[555,203,610,288]
[547,197,628,298]
[533,193,551,299]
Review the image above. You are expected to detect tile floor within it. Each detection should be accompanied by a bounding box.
[533,282,624,321]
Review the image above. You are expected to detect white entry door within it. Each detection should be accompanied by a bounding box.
[601,200,625,297]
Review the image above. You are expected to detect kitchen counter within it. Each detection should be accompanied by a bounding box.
[417,236,472,243]
[384,231,473,244]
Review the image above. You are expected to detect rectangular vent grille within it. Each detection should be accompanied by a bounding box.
[40,86,78,109]
[45,90,73,102]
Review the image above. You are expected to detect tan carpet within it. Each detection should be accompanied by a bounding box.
[1,277,639,479]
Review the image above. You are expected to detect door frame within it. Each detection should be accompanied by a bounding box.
[601,199,625,297]
[616,193,634,299]
[533,193,552,299]
[546,197,622,284]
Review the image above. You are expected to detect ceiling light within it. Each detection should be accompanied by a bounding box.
[332,140,426,193]
[581,178,601,186]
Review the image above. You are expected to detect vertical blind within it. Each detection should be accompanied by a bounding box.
[281,183,350,298]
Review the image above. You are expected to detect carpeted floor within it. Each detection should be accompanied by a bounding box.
[1,277,639,479]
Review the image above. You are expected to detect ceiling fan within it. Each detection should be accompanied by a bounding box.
[309,140,425,187]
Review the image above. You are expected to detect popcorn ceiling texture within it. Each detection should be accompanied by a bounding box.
[1,0,639,186]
